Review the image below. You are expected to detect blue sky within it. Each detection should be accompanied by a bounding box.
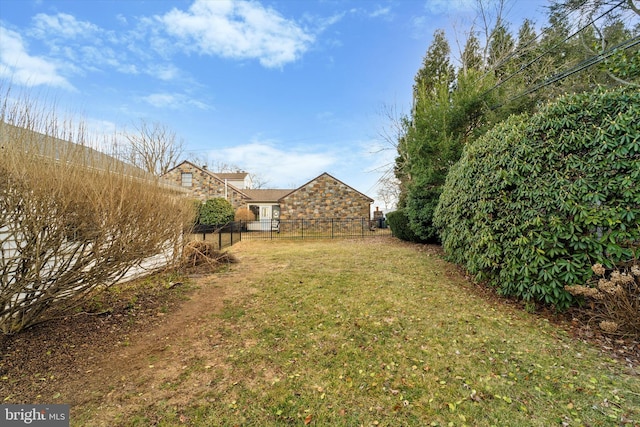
[0,0,548,211]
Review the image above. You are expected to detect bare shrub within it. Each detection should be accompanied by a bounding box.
[565,261,640,337]
[0,85,194,333]
[234,207,255,222]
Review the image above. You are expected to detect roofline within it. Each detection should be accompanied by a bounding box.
[278,172,374,203]
[164,160,251,199]
[242,189,295,203]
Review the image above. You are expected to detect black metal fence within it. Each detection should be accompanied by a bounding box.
[190,223,241,250]
[190,218,389,248]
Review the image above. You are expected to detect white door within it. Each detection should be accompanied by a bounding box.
[260,206,272,220]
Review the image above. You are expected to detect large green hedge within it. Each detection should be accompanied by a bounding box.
[434,88,640,309]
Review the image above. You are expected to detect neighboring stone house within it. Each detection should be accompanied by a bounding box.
[163,161,373,220]
[163,161,251,209]
[279,173,372,220]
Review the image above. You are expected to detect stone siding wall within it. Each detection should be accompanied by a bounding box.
[164,163,247,209]
[279,174,371,220]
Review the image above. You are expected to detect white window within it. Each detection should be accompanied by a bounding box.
[181,172,192,187]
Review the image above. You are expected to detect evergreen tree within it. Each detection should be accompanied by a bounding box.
[487,23,515,79]
[461,31,483,72]
[516,19,540,86]
[396,30,498,242]
[413,29,455,99]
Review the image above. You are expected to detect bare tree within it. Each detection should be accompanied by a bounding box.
[376,103,410,206]
[376,170,401,211]
[248,173,270,189]
[122,120,184,176]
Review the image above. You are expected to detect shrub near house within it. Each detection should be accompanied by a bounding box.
[197,198,235,225]
[434,87,640,309]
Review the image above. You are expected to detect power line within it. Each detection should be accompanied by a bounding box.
[482,0,627,97]
[493,35,640,108]
[478,0,590,82]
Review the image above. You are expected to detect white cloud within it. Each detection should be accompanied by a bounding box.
[31,13,100,39]
[80,45,139,74]
[369,6,391,18]
[149,64,180,81]
[141,92,209,110]
[0,26,73,89]
[213,140,336,188]
[424,0,475,15]
[158,0,314,68]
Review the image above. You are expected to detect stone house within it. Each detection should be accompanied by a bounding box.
[163,161,252,209]
[163,161,373,220]
[279,173,372,220]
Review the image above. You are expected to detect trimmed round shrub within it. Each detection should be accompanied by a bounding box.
[434,87,640,309]
[387,209,428,243]
[198,198,235,225]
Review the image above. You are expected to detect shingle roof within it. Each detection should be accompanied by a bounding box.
[215,172,249,180]
[241,189,294,202]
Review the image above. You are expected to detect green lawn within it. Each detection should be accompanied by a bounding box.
[105,238,640,426]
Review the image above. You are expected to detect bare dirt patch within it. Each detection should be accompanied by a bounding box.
[0,242,262,423]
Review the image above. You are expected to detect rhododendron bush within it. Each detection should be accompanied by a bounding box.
[434,88,640,309]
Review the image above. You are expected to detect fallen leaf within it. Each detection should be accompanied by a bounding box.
[304,414,313,425]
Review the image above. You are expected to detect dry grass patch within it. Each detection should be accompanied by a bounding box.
[96,238,639,426]
[3,237,638,426]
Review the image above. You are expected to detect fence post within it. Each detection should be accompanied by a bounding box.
[361,218,365,238]
[331,218,334,239]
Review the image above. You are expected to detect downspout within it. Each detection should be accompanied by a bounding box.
[225,179,228,200]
